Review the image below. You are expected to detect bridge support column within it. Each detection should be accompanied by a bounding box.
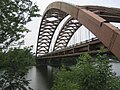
[36,59,47,71]
[50,59,62,67]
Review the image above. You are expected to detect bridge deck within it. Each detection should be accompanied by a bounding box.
[38,38,112,60]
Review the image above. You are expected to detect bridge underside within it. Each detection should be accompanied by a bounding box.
[36,2,120,60]
[38,38,113,61]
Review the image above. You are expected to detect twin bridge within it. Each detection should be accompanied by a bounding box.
[36,2,120,65]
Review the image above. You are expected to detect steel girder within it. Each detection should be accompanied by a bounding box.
[36,9,68,56]
[36,2,120,60]
[53,5,120,52]
[53,17,82,51]
[79,6,120,22]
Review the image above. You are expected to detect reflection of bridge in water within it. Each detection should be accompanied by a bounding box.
[36,2,120,65]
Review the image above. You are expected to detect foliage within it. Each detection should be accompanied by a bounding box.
[0,0,40,47]
[52,66,79,90]
[0,46,35,90]
[0,49,5,69]
[52,53,120,90]
[0,0,39,89]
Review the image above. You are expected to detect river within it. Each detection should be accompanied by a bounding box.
[27,62,120,90]
[27,66,53,90]
[110,63,120,76]
[0,63,119,90]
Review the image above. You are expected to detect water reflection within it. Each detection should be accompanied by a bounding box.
[111,63,120,76]
[27,66,49,90]
[27,63,120,90]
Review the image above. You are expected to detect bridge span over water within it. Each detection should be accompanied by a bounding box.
[36,2,120,62]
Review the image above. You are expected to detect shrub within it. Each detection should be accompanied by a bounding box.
[52,53,120,90]
[0,46,35,90]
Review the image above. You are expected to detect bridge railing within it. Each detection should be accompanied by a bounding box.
[38,37,111,59]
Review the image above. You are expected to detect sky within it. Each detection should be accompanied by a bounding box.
[24,0,120,52]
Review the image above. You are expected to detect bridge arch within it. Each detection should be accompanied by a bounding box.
[53,17,82,51]
[36,1,120,59]
[36,8,68,55]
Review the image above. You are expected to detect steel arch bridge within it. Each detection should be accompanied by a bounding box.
[36,2,120,60]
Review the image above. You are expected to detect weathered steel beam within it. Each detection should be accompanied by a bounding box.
[42,1,120,60]
[36,8,68,56]
[38,39,111,60]
[53,17,82,51]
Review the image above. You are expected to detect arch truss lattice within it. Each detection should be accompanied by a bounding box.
[36,2,120,60]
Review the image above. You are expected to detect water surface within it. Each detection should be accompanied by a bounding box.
[27,63,120,90]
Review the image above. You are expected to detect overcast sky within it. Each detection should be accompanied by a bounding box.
[25,0,120,52]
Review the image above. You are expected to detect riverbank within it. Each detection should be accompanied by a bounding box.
[26,62,120,90]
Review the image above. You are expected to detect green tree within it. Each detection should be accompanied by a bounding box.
[0,46,35,90]
[0,0,40,48]
[52,53,120,90]
[0,49,5,68]
[0,0,40,89]
[52,66,79,90]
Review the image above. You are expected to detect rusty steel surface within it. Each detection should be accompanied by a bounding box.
[38,38,111,60]
[36,9,68,56]
[53,17,82,51]
[36,1,120,60]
